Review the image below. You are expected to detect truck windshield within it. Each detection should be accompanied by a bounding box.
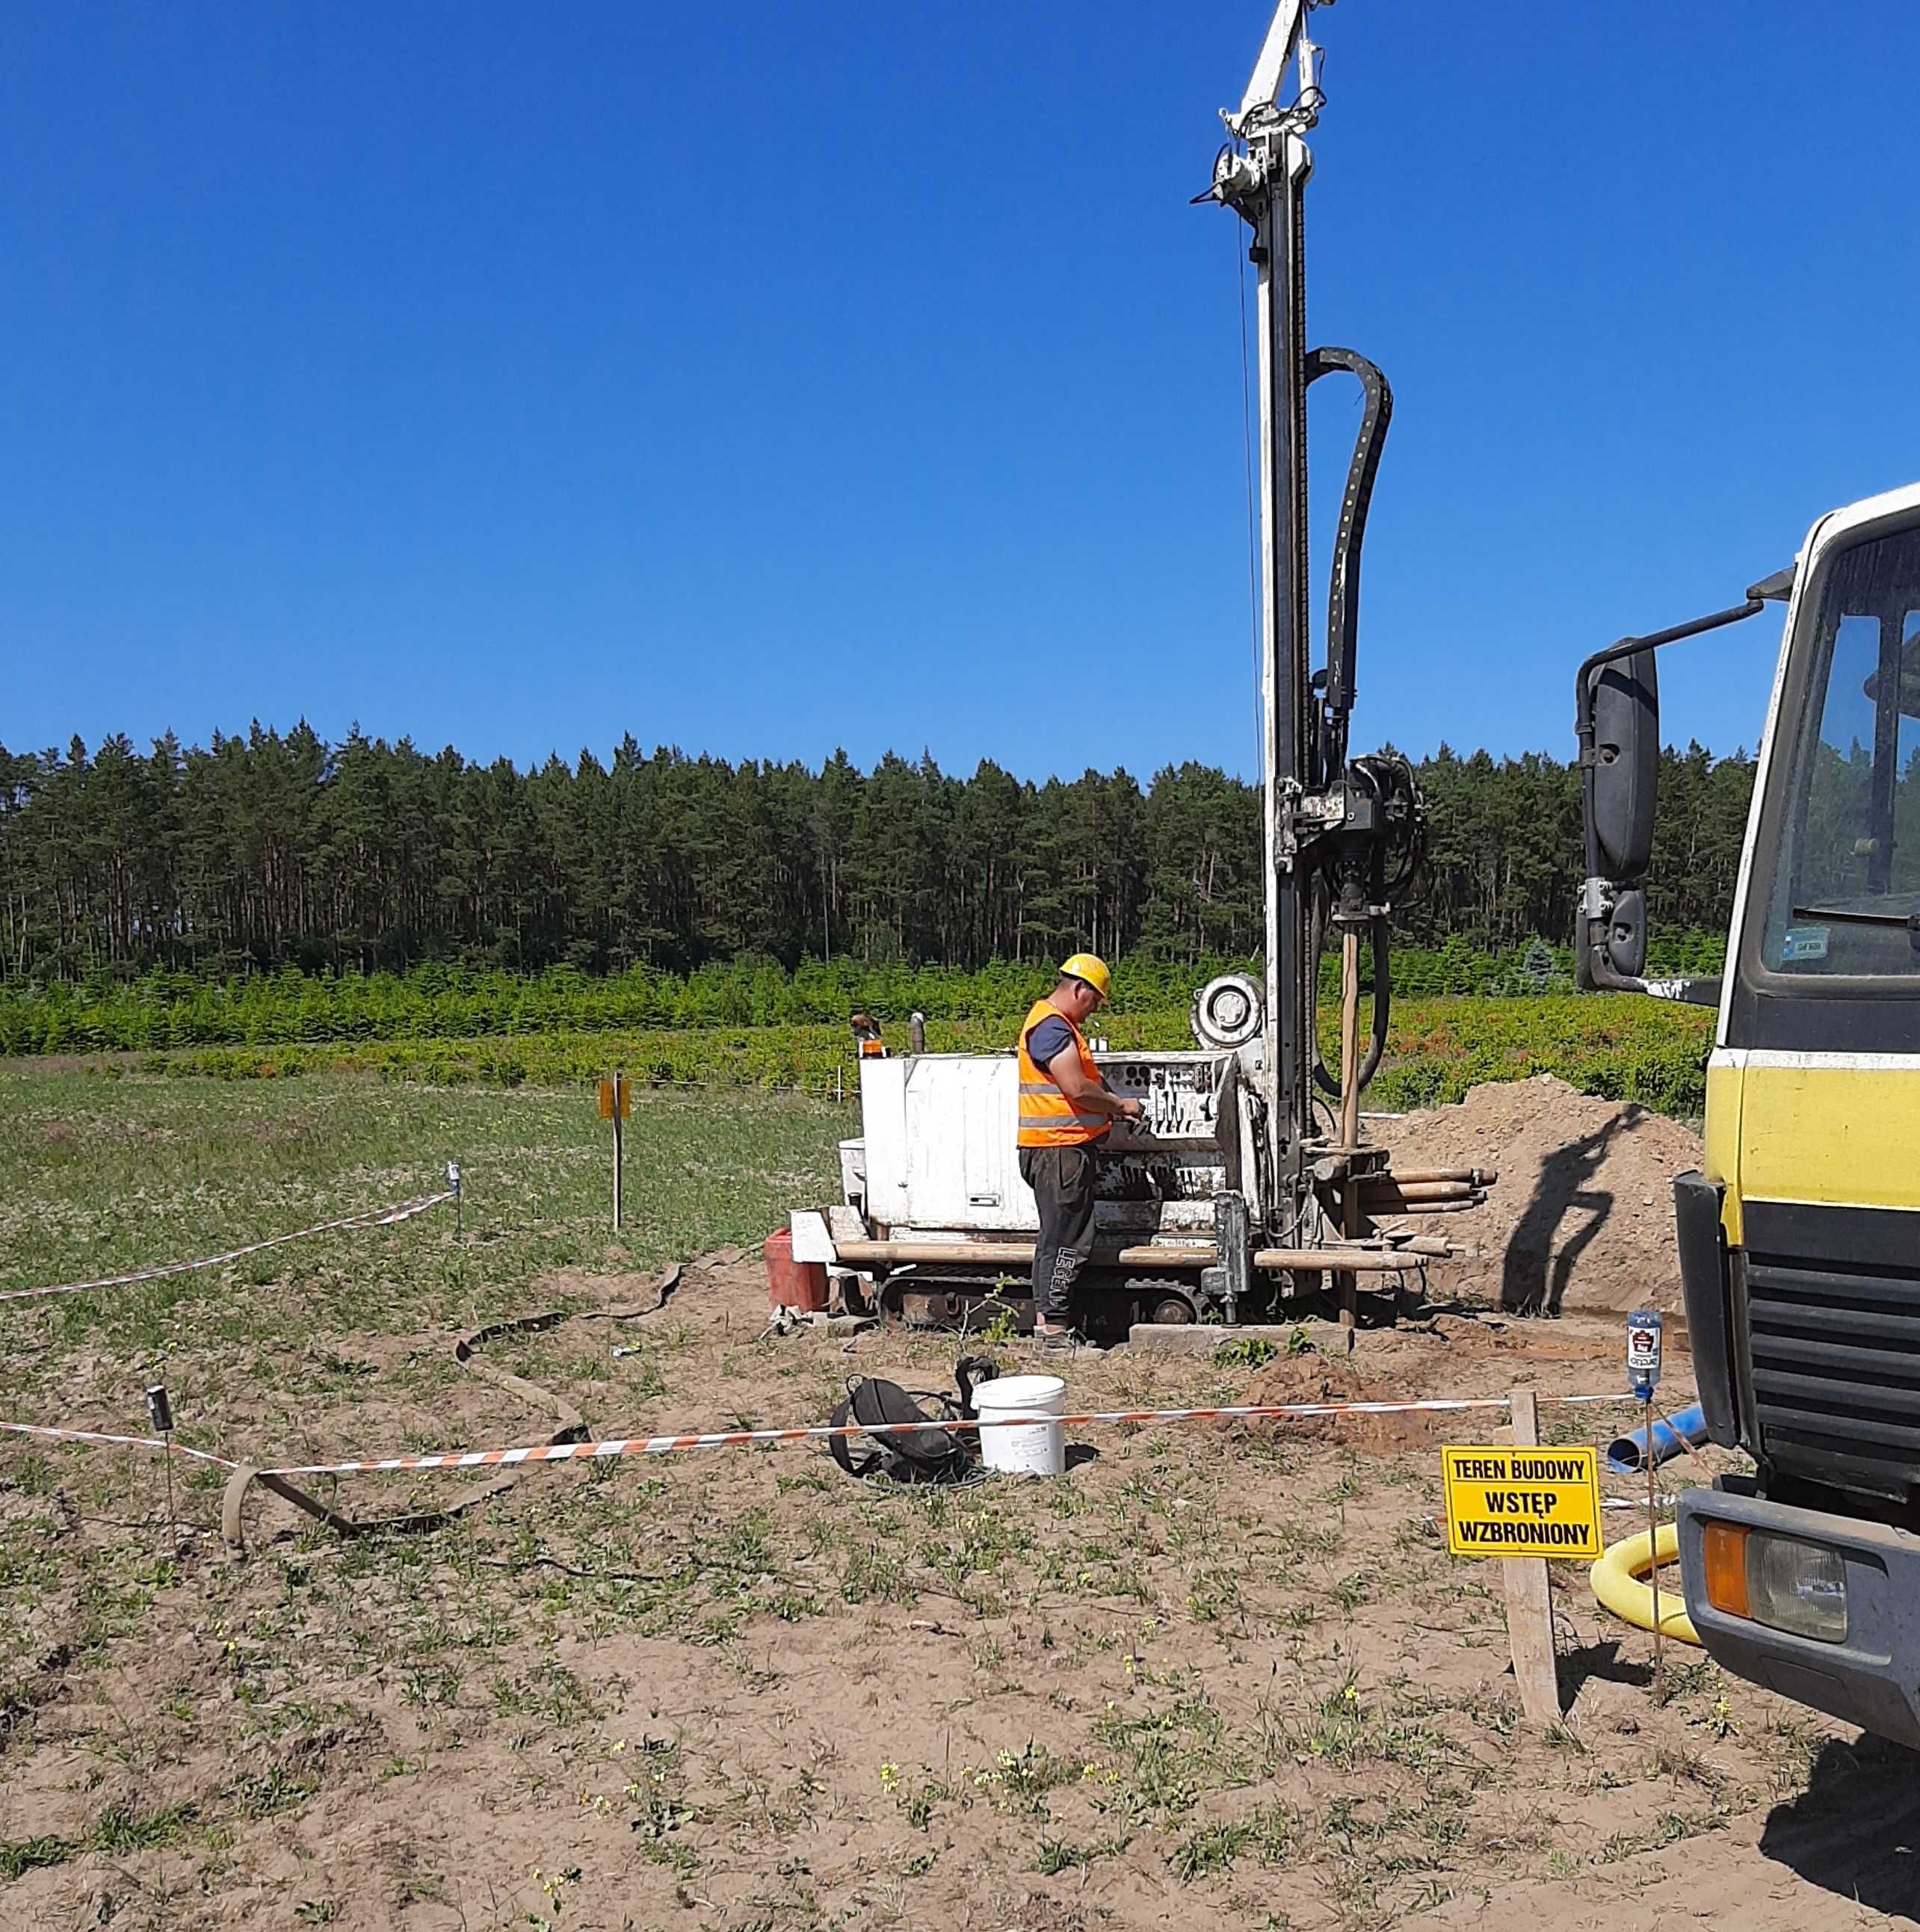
[1762,519,1920,978]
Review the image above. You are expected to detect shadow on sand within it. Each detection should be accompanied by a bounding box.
[1500,1117,1621,1315]
[1556,1636,1654,1705]
[1758,1734,1920,1916]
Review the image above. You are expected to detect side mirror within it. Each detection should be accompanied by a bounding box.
[1586,647,1658,880]
[1573,591,1768,1002]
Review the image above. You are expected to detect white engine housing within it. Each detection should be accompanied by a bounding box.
[848,1049,1247,1241]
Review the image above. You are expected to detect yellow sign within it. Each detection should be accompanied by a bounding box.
[1440,1445,1602,1559]
[597,1076,631,1120]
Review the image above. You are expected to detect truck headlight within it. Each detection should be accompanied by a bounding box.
[1701,1521,1848,1644]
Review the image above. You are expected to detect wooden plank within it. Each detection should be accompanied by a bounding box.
[1503,1389,1562,1724]
[833,1240,1452,1273]
[1335,928,1362,1338]
[833,1241,1216,1268]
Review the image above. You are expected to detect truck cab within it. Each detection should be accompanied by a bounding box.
[1583,480,1920,1744]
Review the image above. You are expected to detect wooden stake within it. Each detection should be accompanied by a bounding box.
[146,1386,179,1553]
[1335,926,1363,1342]
[160,1434,178,1552]
[612,1074,624,1232]
[1504,1389,1562,1724]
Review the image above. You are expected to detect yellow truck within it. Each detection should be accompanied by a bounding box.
[1578,481,1920,1743]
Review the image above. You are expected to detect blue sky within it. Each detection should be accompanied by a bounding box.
[7,1,1920,783]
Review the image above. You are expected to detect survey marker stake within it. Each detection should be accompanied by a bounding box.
[1504,1389,1559,1723]
[1628,1308,1665,1702]
[599,1074,629,1230]
[146,1383,179,1552]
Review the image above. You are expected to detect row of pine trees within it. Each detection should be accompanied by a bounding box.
[0,726,1757,981]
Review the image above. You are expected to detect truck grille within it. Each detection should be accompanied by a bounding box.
[1746,1234,1920,1495]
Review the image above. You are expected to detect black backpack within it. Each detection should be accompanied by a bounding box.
[828,1356,998,1484]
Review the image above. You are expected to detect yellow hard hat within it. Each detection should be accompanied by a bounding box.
[1058,952,1113,1000]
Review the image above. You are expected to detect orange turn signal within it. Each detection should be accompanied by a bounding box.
[1702,1519,1751,1619]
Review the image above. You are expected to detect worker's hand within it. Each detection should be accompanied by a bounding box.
[1117,1098,1146,1123]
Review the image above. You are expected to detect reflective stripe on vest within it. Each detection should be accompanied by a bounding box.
[1016,998,1109,1148]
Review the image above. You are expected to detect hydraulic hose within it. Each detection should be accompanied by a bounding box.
[1360,915,1389,1090]
[1303,347,1392,772]
[1293,352,1406,1111]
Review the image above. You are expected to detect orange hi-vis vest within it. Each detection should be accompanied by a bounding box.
[1016,998,1111,1149]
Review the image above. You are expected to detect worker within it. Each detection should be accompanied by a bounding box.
[1016,953,1144,1354]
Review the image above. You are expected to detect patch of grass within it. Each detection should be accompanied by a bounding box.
[1274,1676,1456,1775]
[892,1771,960,1833]
[399,1662,464,1709]
[231,1763,318,1820]
[920,1501,1034,1592]
[969,1741,1078,1818]
[621,1741,701,1871]
[86,1794,200,1856]
[838,1540,914,1605]
[1,1795,201,1878]
[0,1833,71,1880]
[1213,1327,1312,1370]
[1185,1566,1246,1625]
[1169,1816,1252,1880]
[1332,1567,1375,1612]
[0,1075,843,1346]
[1213,1337,1278,1369]
[1093,1690,1241,1822]
[487,1653,599,1731]
[1168,1801,1297,1880]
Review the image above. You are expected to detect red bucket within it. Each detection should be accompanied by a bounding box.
[764,1227,828,1314]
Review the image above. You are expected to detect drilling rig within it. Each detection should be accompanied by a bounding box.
[790,1,1490,1334]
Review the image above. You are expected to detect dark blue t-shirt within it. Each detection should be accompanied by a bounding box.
[1026,1015,1075,1073]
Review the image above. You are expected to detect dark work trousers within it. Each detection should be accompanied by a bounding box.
[1019,1143,1100,1329]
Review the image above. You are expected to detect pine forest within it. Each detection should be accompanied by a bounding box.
[0,728,1755,984]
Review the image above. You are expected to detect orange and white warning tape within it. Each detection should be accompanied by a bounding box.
[0,1419,237,1466]
[0,1392,1630,1480]
[0,1186,456,1305]
[253,1393,1623,1478]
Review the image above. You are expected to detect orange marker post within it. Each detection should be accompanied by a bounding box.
[599,1075,629,1228]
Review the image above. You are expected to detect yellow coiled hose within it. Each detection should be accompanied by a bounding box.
[1590,1522,1701,1646]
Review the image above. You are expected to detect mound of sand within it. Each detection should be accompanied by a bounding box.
[1235,1349,1454,1451]
[1380,1075,1705,1315]
[1235,1309,1639,1450]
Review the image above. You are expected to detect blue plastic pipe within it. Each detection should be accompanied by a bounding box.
[1605,1403,1707,1475]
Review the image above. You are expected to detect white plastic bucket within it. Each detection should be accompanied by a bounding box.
[972,1374,1067,1478]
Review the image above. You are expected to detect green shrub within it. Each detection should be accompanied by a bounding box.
[71,990,1713,1120]
[0,939,1726,1058]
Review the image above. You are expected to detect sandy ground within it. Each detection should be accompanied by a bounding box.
[4,1231,1915,1931]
